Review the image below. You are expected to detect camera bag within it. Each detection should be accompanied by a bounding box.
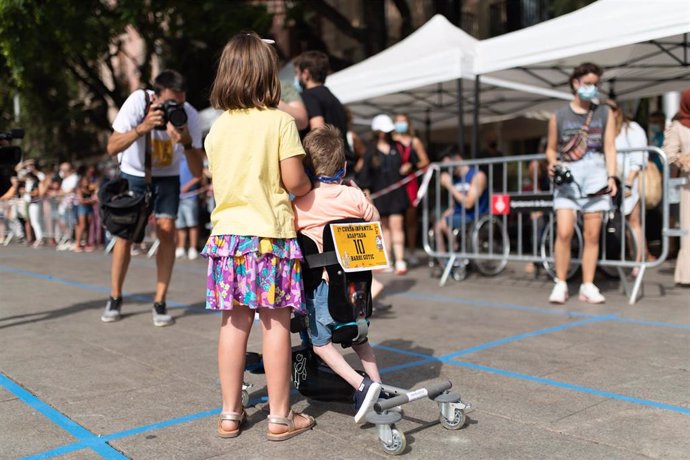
[99,90,153,243]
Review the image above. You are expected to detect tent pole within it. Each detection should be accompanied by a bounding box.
[472,75,480,159]
[457,78,464,155]
[425,108,431,149]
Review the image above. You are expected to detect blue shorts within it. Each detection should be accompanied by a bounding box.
[175,197,199,228]
[305,280,335,347]
[77,204,94,217]
[121,173,180,220]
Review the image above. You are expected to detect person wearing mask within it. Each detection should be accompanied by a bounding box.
[392,113,430,267]
[545,62,617,304]
[358,114,409,275]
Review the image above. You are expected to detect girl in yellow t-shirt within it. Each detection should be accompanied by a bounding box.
[202,32,314,441]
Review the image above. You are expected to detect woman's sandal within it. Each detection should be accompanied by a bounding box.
[266,410,315,442]
[217,410,247,438]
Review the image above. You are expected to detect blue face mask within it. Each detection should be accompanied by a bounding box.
[394,122,408,134]
[293,76,303,93]
[577,85,598,101]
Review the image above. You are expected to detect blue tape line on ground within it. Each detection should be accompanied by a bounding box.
[396,290,690,331]
[439,315,617,360]
[450,360,690,416]
[0,373,127,460]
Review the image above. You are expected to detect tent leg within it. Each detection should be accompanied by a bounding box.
[472,75,480,159]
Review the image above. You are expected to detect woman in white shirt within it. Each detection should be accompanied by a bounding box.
[606,100,647,275]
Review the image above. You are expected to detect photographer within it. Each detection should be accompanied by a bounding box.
[102,69,203,326]
[545,62,617,305]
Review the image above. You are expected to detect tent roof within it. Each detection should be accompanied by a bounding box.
[477,0,690,101]
[327,15,571,128]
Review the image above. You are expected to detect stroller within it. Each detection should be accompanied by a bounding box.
[243,219,471,455]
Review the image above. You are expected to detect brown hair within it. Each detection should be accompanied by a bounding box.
[294,51,330,84]
[605,100,629,136]
[303,125,345,177]
[209,32,280,110]
[569,62,603,93]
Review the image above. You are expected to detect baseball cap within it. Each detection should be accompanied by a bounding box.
[371,114,394,133]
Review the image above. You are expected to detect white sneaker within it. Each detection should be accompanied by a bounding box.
[548,280,569,304]
[187,248,199,260]
[175,247,186,259]
[579,283,605,304]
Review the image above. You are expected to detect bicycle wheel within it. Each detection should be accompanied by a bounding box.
[540,221,582,281]
[599,219,639,279]
[471,215,509,276]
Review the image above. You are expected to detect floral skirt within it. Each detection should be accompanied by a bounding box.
[201,235,305,314]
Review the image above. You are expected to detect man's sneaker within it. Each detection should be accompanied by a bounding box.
[187,248,199,260]
[152,302,175,327]
[548,279,569,304]
[579,283,605,304]
[101,297,123,323]
[353,376,381,424]
[175,247,186,259]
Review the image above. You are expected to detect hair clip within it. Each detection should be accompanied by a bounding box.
[261,38,276,44]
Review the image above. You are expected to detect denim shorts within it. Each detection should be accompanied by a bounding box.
[175,197,199,228]
[553,153,611,213]
[77,204,93,217]
[121,173,180,219]
[305,280,334,347]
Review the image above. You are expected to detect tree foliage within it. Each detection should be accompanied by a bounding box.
[0,0,271,162]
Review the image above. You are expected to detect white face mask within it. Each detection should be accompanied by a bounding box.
[293,75,303,93]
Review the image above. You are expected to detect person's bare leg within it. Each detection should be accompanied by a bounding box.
[176,228,187,252]
[389,214,405,264]
[218,306,253,431]
[371,277,384,300]
[581,212,602,284]
[74,215,85,248]
[111,237,133,298]
[189,225,199,251]
[352,342,381,383]
[555,209,576,281]
[628,202,644,265]
[262,307,312,434]
[313,343,365,389]
[405,206,417,255]
[154,217,176,303]
[435,217,449,253]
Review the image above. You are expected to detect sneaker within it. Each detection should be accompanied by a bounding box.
[187,247,199,260]
[394,260,408,275]
[579,283,605,304]
[175,247,186,259]
[548,279,569,304]
[353,376,381,424]
[407,253,420,267]
[152,301,174,327]
[101,297,123,322]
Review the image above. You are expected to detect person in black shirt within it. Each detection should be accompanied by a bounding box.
[294,51,354,172]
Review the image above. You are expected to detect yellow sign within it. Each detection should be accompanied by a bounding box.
[330,222,389,272]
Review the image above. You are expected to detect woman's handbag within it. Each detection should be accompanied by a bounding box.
[559,106,595,162]
[638,160,662,209]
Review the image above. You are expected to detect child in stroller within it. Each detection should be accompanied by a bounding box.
[292,125,384,423]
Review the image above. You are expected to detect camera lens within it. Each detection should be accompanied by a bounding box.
[168,107,188,128]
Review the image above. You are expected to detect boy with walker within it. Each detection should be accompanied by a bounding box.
[292,125,384,423]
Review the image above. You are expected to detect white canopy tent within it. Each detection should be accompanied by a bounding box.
[326,15,571,146]
[476,0,690,102]
[327,0,690,155]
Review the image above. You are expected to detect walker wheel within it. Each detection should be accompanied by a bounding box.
[241,390,249,407]
[440,408,466,430]
[380,426,406,455]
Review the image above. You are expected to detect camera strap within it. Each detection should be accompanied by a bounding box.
[142,91,152,192]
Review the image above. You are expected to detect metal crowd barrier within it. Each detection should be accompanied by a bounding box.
[421,147,676,305]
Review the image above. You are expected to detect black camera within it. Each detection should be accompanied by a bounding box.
[552,164,574,186]
[0,128,24,196]
[154,100,187,130]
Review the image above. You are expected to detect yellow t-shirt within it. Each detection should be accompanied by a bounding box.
[205,108,305,238]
